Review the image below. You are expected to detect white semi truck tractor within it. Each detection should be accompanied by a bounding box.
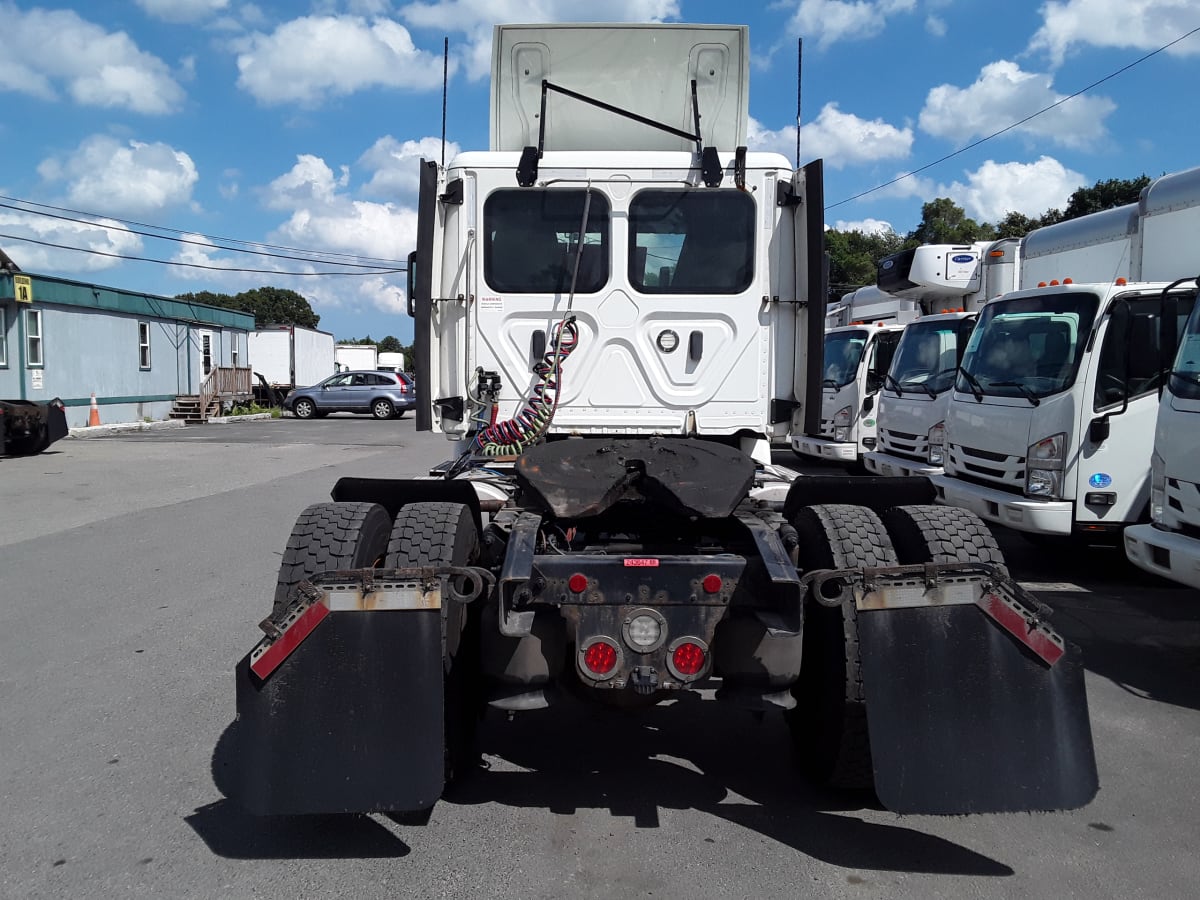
[220,23,1097,821]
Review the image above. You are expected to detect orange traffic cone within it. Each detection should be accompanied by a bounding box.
[88,393,101,427]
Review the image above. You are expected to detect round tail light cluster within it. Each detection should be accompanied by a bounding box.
[580,637,620,680]
[666,638,709,680]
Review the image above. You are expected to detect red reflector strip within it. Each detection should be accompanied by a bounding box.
[624,558,660,567]
[250,602,330,680]
[977,593,1065,666]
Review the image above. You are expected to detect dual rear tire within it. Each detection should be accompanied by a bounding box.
[272,499,481,787]
[787,503,1005,790]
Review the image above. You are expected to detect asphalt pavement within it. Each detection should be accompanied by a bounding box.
[1,419,1197,899]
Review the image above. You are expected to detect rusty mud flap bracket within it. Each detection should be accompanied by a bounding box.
[800,562,1099,815]
[225,565,492,816]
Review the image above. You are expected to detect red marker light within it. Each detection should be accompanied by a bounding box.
[583,640,618,675]
[672,642,707,676]
[568,573,588,593]
[702,574,722,594]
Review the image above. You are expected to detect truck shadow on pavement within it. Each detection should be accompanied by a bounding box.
[444,691,1014,877]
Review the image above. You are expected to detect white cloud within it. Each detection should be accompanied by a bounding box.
[1030,0,1200,66]
[0,4,184,113]
[38,136,199,216]
[264,156,351,210]
[358,136,460,199]
[134,0,230,24]
[758,104,912,169]
[236,15,451,104]
[0,209,143,274]
[936,157,1087,222]
[919,60,1116,150]
[925,15,947,37]
[782,0,917,50]
[833,217,896,235]
[399,1,681,80]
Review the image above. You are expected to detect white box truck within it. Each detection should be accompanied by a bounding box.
[336,343,379,372]
[248,325,337,399]
[863,239,1019,477]
[930,165,1200,544]
[1124,277,1200,588]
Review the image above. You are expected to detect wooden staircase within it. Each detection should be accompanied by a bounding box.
[169,395,221,423]
[170,366,253,423]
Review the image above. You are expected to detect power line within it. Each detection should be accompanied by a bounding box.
[0,194,409,266]
[827,25,1200,211]
[0,201,405,271]
[0,232,405,276]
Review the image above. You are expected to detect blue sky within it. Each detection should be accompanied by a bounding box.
[1,0,1197,344]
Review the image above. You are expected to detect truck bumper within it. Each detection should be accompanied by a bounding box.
[1124,524,1200,590]
[930,474,1073,536]
[863,451,941,478]
[791,434,858,461]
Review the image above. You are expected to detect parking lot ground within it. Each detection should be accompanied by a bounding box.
[1,423,1197,899]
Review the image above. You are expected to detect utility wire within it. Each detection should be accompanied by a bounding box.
[0,201,404,270]
[827,25,1200,211]
[0,232,405,276]
[0,194,408,265]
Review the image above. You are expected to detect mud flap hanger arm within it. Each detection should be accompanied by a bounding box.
[800,561,1067,667]
[516,79,739,189]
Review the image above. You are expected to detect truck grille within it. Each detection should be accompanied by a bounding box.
[879,428,926,463]
[947,442,1026,492]
[818,418,834,438]
[1166,477,1200,532]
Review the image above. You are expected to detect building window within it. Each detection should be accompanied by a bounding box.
[231,334,240,367]
[26,309,43,367]
[0,307,7,367]
[139,321,152,370]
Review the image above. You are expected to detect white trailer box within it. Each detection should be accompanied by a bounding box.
[1133,165,1200,282]
[378,351,406,371]
[336,344,379,372]
[248,325,335,387]
[1019,204,1138,290]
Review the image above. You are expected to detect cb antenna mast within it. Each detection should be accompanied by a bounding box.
[795,37,803,169]
[441,37,449,168]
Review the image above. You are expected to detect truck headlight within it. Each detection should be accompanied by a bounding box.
[833,406,852,442]
[1149,448,1165,524]
[926,421,945,466]
[1025,432,1066,500]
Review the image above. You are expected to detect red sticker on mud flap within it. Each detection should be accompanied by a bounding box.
[624,558,660,567]
[977,592,1065,667]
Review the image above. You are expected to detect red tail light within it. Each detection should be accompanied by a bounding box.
[583,640,618,675]
[568,573,588,593]
[671,641,707,676]
[702,574,722,594]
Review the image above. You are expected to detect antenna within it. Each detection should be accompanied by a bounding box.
[441,37,449,169]
[795,37,803,169]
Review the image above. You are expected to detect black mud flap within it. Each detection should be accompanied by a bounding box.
[46,400,69,446]
[226,608,445,816]
[857,603,1098,815]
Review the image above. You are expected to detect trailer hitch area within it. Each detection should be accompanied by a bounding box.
[250,565,495,681]
[799,562,1066,667]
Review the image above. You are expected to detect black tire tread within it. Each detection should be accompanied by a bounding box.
[385,502,481,784]
[882,504,1007,575]
[789,504,897,790]
[272,501,392,613]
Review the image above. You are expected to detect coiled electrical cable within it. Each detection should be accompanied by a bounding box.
[477,315,578,456]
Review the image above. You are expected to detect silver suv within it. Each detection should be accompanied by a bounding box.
[283,370,416,420]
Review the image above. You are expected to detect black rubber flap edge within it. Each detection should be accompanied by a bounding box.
[858,604,1098,815]
[225,609,445,815]
[515,437,755,519]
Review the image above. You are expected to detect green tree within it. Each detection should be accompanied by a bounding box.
[824,226,906,301]
[1062,175,1150,220]
[994,210,1041,239]
[377,335,403,353]
[907,198,995,245]
[176,286,320,328]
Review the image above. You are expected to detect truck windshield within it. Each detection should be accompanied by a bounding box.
[629,189,755,294]
[823,329,869,388]
[888,318,973,396]
[1170,299,1200,401]
[957,291,1099,400]
[483,189,610,293]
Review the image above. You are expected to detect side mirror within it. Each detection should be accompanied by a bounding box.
[1088,415,1110,444]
